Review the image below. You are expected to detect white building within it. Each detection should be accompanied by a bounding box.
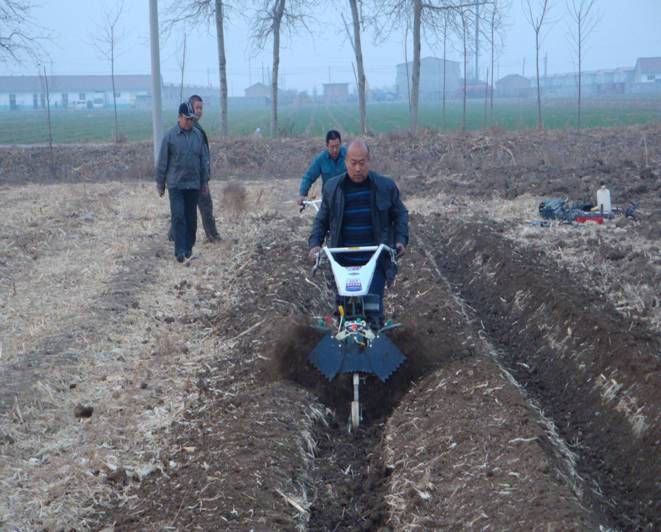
[633,57,661,84]
[0,75,153,110]
[396,57,461,102]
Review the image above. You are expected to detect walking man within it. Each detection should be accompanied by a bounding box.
[308,139,408,328]
[168,95,221,242]
[296,130,346,205]
[189,95,222,241]
[157,102,209,263]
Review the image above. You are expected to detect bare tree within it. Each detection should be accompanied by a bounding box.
[567,0,598,129]
[91,1,127,142]
[252,0,313,138]
[457,5,470,130]
[38,64,54,172]
[485,0,509,123]
[0,0,45,63]
[343,0,367,134]
[373,1,482,135]
[177,32,187,102]
[439,11,451,128]
[523,0,551,130]
[164,0,231,137]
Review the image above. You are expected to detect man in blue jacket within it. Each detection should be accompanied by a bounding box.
[157,103,209,263]
[308,139,408,328]
[296,130,346,205]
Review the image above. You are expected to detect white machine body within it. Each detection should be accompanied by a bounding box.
[322,244,390,297]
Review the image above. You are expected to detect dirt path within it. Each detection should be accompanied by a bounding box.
[0,180,294,528]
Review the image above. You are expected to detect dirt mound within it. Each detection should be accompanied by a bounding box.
[219,181,248,216]
[419,215,660,528]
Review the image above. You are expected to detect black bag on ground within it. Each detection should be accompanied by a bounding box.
[539,199,567,220]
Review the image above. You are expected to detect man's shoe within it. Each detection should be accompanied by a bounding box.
[207,234,222,243]
[185,249,192,259]
[176,255,185,263]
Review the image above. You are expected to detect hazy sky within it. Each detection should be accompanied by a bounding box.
[5,0,661,96]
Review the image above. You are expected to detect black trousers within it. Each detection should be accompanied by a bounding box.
[168,188,199,257]
[168,188,220,241]
[198,190,220,239]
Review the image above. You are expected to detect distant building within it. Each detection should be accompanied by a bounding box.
[538,66,635,97]
[633,57,661,84]
[294,91,312,106]
[323,83,349,104]
[244,82,271,99]
[396,57,461,102]
[242,83,298,106]
[0,74,152,110]
[496,74,531,98]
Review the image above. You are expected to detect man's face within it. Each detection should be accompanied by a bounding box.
[346,145,370,183]
[192,100,203,121]
[178,114,194,130]
[327,138,341,160]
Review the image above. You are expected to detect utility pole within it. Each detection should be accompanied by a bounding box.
[149,0,163,167]
[522,57,526,77]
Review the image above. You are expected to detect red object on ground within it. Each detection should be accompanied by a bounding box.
[575,216,604,224]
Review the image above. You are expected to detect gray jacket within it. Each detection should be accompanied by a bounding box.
[156,124,209,190]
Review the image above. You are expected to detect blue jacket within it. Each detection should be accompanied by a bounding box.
[299,146,347,196]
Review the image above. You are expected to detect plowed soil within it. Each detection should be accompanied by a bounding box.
[1,124,659,530]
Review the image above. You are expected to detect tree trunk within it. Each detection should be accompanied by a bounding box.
[215,0,228,137]
[111,27,118,142]
[179,32,187,103]
[442,16,447,129]
[490,11,495,123]
[410,0,422,134]
[535,30,542,129]
[462,12,468,132]
[484,67,488,128]
[42,65,54,173]
[271,0,284,138]
[577,16,582,129]
[349,0,366,134]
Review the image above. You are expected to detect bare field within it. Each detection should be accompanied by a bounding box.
[0,126,659,530]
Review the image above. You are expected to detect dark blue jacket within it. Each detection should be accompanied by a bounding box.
[309,171,409,279]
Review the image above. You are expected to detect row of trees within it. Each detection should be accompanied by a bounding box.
[161,0,598,137]
[0,0,600,138]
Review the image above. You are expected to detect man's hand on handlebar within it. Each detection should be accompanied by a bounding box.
[296,195,306,206]
[308,246,320,265]
[396,243,406,258]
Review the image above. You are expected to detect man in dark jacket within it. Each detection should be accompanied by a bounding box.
[308,139,408,326]
[157,102,209,263]
[168,95,221,242]
[189,95,221,241]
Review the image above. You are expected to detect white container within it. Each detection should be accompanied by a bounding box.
[597,185,611,214]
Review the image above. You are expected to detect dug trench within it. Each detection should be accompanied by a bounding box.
[96,210,611,529]
[418,215,660,529]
